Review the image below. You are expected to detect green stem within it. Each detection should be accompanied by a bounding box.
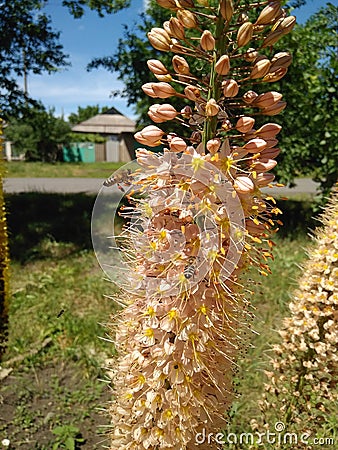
[202,4,226,149]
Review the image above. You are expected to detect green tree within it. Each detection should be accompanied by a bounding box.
[68,104,109,125]
[0,0,129,117]
[273,3,338,192]
[6,107,71,162]
[88,2,172,127]
[68,104,109,143]
[89,1,337,192]
[62,0,130,18]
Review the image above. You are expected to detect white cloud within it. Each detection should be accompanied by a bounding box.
[26,68,136,119]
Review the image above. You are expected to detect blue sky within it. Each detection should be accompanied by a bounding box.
[25,0,333,121]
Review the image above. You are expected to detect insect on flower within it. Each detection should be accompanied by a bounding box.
[183,256,198,279]
[103,169,133,192]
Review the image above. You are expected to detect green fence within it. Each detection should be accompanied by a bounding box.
[63,143,95,163]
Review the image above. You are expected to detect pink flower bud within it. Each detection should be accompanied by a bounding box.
[177,9,197,28]
[255,1,282,26]
[184,85,201,101]
[205,99,220,116]
[256,123,282,139]
[251,158,277,172]
[260,147,280,159]
[135,125,165,147]
[148,28,172,51]
[169,17,185,39]
[200,30,215,51]
[270,52,292,72]
[148,104,178,123]
[236,117,255,133]
[222,79,239,97]
[179,0,195,7]
[255,173,275,186]
[264,138,279,148]
[262,30,284,48]
[215,54,230,75]
[261,101,287,116]
[250,58,271,79]
[275,15,296,35]
[234,176,255,194]
[142,83,157,98]
[244,138,267,153]
[263,67,288,83]
[237,22,254,48]
[172,55,190,74]
[156,0,177,9]
[147,59,169,75]
[206,138,221,154]
[253,91,283,108]
[169,136,187,152]
[152,82,177,98]
[220,0,234,22]
[242,90,258,104]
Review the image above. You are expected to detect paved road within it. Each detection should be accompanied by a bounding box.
[4,177,104,194]
[3,177,320,196]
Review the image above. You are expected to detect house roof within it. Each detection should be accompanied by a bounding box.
[71,107,136,134]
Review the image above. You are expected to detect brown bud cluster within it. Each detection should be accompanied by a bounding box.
[148,27,172,51]
[200,30,215,51]
[172,55,190,74]
[134,125,165,147]
[142,82,177,98]
[177,9,197,28]
[222,79,239,97]
[220,0,234,22]
[237,22,254,48]
[215,54,230,75]
[148,104,178,123]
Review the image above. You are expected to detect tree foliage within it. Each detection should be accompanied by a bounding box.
[68,104,109,125]
[0,0,128,118]
[273,2,338,191]
[68,104,109,143]
[0,0,68,117]
[62,0,130,18]
[88,0,337,192]
[88,2,172,126]
[5,107,71,162]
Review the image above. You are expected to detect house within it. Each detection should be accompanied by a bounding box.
[70,107,137,163]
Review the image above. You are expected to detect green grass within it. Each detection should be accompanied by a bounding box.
[1,234,312,449]
[1,246,118,449]
[1,194,329,449]
[226,236,312,436]
[5,161,124,178]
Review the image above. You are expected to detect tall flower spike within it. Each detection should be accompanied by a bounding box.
[103,1,295,448]
[0,119,10,359]
[253,186,338,446]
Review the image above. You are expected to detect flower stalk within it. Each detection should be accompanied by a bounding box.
[0,118,10,360]
[253,187,338,446]
[105,1,295,448]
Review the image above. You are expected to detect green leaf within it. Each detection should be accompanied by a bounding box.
[52,426,65,436]
[65,436,75,450]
